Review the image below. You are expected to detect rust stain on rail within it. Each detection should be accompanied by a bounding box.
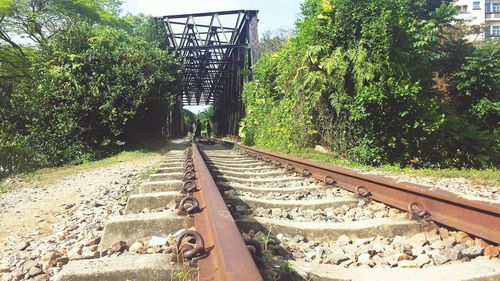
[192,143,263,281]
[236,143,500,244]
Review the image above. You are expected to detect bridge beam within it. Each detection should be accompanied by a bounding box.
[159,10,258,136]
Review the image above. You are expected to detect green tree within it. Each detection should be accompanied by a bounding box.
[436,41,500,167]
[255,29,294,59]
[20,22,181,165]
[0,1,183,177]
[241,0,497,168]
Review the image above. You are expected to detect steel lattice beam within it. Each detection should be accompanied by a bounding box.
[159,10,258,107]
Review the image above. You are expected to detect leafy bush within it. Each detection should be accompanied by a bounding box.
[242,0,498,168]
[17,22,182,166]
[0,142,38,178]
[0,1,183,177]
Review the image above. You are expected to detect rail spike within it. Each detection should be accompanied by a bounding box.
[408,201,430,220]
[302,169,312,177]
[185,164,195,173]
[178,195,201,215]
[324,176,336,185]
[244,239,262,258]
[184,160,194,168]
[181,181,198,194]
[175,230,206,262]
[356,186,371,198]
[183,171,195,181]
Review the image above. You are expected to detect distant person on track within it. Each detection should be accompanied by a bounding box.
[196,119,202,138]
[191,121,197,138]
[206,120,211,139]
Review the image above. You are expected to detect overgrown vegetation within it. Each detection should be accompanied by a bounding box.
[0,137,170,195]
[281,148,500,186]
[241,0,499,169]
[196,107,214,136]
[0,0,182,178]
[255,29,294,59]
[182,109,196,135]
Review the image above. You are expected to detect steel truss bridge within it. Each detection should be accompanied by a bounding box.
[158,10,259,136]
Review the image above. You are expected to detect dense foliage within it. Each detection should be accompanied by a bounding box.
[255,29,294,59]
[0,0,182,177]
[183,109,196,135]
[241,0,499,168]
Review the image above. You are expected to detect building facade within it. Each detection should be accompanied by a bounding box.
[455,0,500,40]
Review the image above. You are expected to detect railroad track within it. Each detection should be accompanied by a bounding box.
[53,140,500,281]
[200,142,500,280]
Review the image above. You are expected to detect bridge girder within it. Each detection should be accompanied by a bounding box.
[159,10,259,106]
[159,10,259,136]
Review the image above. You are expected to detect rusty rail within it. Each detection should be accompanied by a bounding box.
[191,143,263,281]
[234,144,500,244]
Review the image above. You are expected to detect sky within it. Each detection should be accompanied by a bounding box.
[121,0,304,35]
[121,0,305,114]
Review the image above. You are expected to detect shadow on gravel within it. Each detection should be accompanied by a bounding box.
[230,197,307,281]
[126,137,190,154]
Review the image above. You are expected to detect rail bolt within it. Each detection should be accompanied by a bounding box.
[183,171,195,181]
[178,195,201,215]
[244,239,262,257]
[302,169,312,177]
[324,176,336,185]
[181,181,198,194]
[356,186,371,197]
[175,230,205,261]
[408,202,429,220]
[286,164,295,171]
[185,165,195,173]
[274,160,281,166]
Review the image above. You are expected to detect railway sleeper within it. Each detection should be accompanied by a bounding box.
[216,181,327,195]
[56,254,181,281]
[291,259,500,281]
[139,180,183,193]
[199,143,500,281]
[210,168,288,178]
[124,191,179,215]
[225,195,358,210]
[98,212,188,251]
[54,146,198,281]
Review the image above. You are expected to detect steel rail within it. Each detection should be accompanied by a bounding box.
[191,143,263,281]
[235,144,500,244]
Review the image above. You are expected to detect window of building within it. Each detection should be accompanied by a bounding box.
[493,3,500,12]
[460,5,468,13]
[473,1,481,10]
[492,26,500,36]
[488,2,500,12]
